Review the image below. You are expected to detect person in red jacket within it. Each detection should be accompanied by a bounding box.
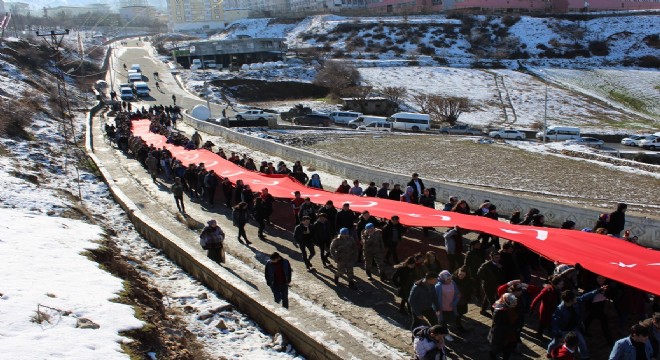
[531,275,565,338]
[550,331,579,359]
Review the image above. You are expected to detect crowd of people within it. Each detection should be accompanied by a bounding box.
[110,111,659,360]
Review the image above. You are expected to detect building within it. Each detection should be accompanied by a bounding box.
[44,4,112,17]
[166,0,225,31]
[120,5,157,23]
[174,37,287,69]
[4,2,29,15]
[365,0,659,13]
[366,0,442,14]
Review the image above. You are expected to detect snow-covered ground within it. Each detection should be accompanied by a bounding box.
[0,36,303,357]
[168,14,660,133]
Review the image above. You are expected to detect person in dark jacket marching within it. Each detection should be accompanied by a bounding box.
[407,173,425,204]
[488,293,520,360]
[265,252,292,309]
[294,216,316,271]
[478,251,504,317]
[409,272,440,330]
[203,170,218,206]
[312,213,334,267]
[253,197,268,240]
[392,257,417,314]
[607,202,627,237]
[171,177,185,213]
[200,220,225,264]
[383,215,406,264]
[232,202,252,246]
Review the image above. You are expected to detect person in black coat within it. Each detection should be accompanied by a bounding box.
[607,203,627,237]
[407,173,425,204]
[312,213,334,267]
[335,202,356,234]
[253,197,269,239]
[264,252,292,308]
[318,200,338,232]
[383,215,406,264]
[232,202,252,245]
[388,184,404,201]
[392,257,417,313]
[478,251,504,316]
[294,216,315,270]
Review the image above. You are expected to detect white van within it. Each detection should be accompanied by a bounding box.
[357,121,391,131]
[190,59,202,70]
[536,126,580,141]
[128,72,142,82]
[347,115,387,129]
[388,112,431,132]
[130,64,141,72]
[329,111,362,125]
[134,81,150,97]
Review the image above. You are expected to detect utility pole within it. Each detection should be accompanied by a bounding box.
[543,83,548,145]
[36,29,75,169]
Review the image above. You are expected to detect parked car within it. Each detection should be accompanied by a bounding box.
[293,113,331,127]
[621,134,646,146]
[329,111,362,125]
[536,126,581,141]
[357,121,391,131]
[567,137,604,148]
[634,134,656,147]
[439,124,483,135]
[489,129,526,140]
[640,136,660,150]
[235,110,276,121]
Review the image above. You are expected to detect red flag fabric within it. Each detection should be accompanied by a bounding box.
[132,120,660,295]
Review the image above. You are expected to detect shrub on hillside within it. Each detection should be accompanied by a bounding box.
[372,33,386,40]
[643,34,660,49]
[313,61,360,95]
[637,55,660,69]
[433,56,449,65]
[418,44,436,56]
[0,97,35,139]
[501,16,521,28]
[588,40,609,56]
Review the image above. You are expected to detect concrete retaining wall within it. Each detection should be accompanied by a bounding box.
[86,107,343,360]
[182,113,660,248]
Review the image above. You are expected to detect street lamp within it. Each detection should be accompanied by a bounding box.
[190,45,212,120]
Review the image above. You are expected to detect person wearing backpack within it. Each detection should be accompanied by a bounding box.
[200,220,225,264]
[413,324,448,360]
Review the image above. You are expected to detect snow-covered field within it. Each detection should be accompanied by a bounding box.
[172,14,660,133]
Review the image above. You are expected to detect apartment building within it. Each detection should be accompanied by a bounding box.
[167,0,225,31]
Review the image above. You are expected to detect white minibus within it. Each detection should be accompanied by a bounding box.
[387,112,431,132]
[536,126,580,141]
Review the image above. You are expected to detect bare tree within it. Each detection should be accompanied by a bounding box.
[380,86,407,110]
[313,61,360,96]
[342,85,373,114]
[410,94,468,126]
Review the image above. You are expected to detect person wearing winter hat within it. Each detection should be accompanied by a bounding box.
[413,324,448,360]
[330,228,358,289]
[435,270,463,341]
[488,292,520,360]
[361,222,386,281]
[199,219,225,264]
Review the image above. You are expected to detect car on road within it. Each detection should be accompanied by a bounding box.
[119,86,134,101]
[235,110,277,121]
[639,136,660,150]
[566,137,604,148]
[357,121,391,131]
[621,134,646,146]
[634,134,656,147]
[439,124,483,136]
[488,129,526,140]
[293,113,331,127]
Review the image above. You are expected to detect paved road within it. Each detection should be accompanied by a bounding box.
[104,41,622,360]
